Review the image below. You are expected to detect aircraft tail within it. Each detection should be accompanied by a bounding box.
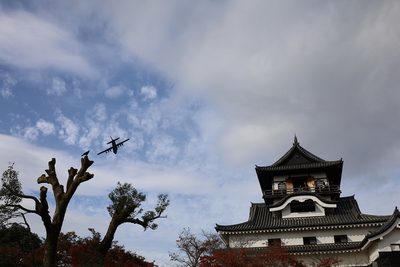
[107,136,120,144]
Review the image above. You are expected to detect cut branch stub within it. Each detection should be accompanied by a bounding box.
[66,167,77,190]
[46,158,56,176]
[77,157,94,177]
[68,167,78,177]
[37,158,60,186]
[80,172,94,182]
[37,174,48,184]
[38,186,49,214]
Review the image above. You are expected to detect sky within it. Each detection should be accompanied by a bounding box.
[1,0,400,265]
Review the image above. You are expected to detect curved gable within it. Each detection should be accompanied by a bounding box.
[270,194,337,219]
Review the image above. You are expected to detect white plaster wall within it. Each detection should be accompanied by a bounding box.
[227,226,382,248]
[377,228,400,252]
[225,227,400,266]
[367,242,380,264]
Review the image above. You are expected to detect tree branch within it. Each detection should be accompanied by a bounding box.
[37,186,51,227]
[124,214,167,230]
[124,217,148,228]
[64,156,94,199]
[3,184,42,207]
[66,167,77,191]
[76,156,94,182]
[37,158,61,189]
[6,204,37,214]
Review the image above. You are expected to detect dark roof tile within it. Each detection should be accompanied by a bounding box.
[216,196,390,232]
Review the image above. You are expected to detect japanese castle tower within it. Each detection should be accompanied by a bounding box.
[216,137,400,266]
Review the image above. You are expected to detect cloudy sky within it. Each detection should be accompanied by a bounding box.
[1,0,400,265]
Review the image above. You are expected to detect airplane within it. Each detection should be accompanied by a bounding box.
[97,137,130,155]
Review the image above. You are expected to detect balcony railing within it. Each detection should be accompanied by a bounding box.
[263,185,340,198]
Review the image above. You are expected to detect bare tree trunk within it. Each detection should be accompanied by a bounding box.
[42,229,60,267]
[36,157,94,267]
[98,218,119,258]
[2,157,94,266]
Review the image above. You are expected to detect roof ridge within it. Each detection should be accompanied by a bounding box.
[271,138,328,167]
[365,207,400,239]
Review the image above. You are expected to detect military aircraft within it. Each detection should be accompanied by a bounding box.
[97,137,130,155]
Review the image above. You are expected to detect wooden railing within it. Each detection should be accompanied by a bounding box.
[263,185,340,198]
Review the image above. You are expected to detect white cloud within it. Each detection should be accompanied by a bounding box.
[47,77,66,96]
[99,1,400,169]
[88,103,108,122]
[56,113,79,145]
[0,10,96,76]
[141,85,157,100]
[104,86,125,98]
[36,119,56,136]
[146,134,178,164]
[0,71,17,98]
[23,127,39,141]
[104,85,133,99]
[140,105,162,133]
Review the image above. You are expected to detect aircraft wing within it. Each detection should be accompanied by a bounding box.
[116,138,130,148]
[97,147,113,155]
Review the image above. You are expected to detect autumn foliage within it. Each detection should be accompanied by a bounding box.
[200,244,307,267]
[56,230,156,267]
[199,243,341,267]
[0,226,156,267]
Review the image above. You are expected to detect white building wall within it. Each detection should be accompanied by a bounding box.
[228,231,373,266]
[367,242,380,264]
[377,228,400,252]
[227,226,382,248]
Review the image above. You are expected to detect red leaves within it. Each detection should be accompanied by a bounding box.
[46,231,156,267]
[199,243,341,267]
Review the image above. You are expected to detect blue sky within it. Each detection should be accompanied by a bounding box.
[1,0,400,265]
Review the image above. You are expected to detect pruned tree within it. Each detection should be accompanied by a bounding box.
[0,163,23,226]
[98,182,170,257]
[0,157,94,267]
[1,159,170,266]
[169,228,224,267]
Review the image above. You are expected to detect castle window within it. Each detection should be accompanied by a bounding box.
[268,238,281,246]
[315,179,325,188]
[290,199,316,213]
[391,244,400,251]
[334,235,348,243]
[303,237,317,245]
[278,182,286,190]
[277,182,286,194]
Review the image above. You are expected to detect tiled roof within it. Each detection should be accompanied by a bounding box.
[255,137,343,172]
[216,196,390,232]
[249,242,363,255]
[271,138,327,166]
[256,160,343,172]
[365,207,400,239]
[286,242,362,253]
